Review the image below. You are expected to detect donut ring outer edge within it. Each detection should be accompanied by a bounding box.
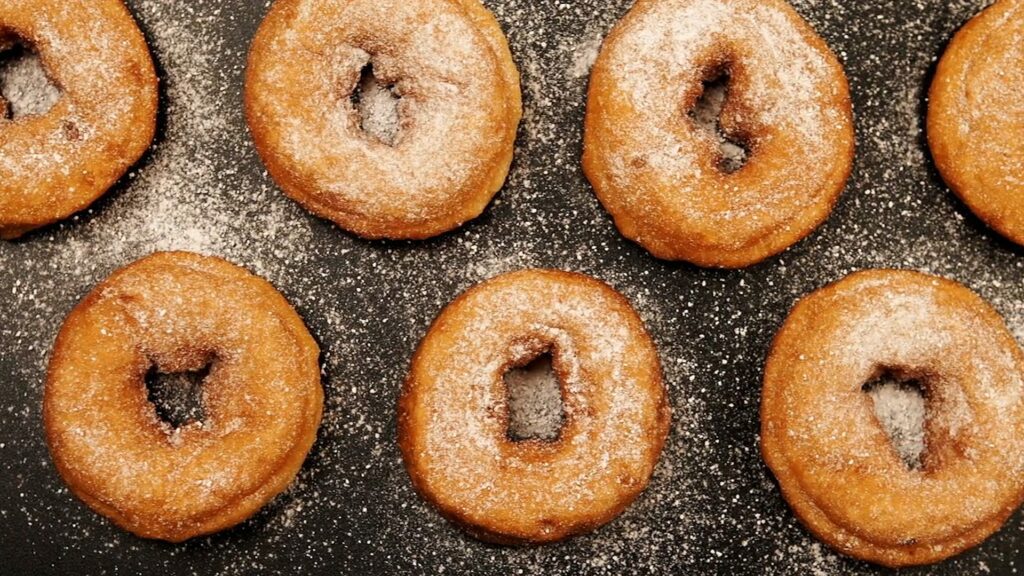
[582,0,855,268]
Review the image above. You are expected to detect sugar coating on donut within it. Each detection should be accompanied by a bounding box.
[245,0,522,239]
[762,270,1024,567]
[401,270,670,544]
[606,1,834,179]
[584,0,854,267]
[0,0,158,239]
[44,252,323,542]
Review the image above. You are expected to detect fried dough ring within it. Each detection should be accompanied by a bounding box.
[928,0,1024,245]
[583,0,854,268]
[0,0,157,239]
[762,269,1024,567]
[244,0,521,240]
[44,252,323,542]
[399,269,671,544]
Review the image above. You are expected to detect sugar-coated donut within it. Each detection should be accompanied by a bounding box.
[762,269,1024,567]
[399,269,671,544]
[44,252,323,542]
[0,0,157,240]
[583,0,854,268]
[928,0,1024,245]
[244,0,521,240]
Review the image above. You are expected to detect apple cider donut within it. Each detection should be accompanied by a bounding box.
[399,269,671,544]
[244,0,522,240]
[762,270,1024,567]
[583,0,854,268]
[928,0,1024,245]
[0,0,157,240]
[44,252,323,542]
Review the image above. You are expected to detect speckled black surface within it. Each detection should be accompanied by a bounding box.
[1,1,1022,574]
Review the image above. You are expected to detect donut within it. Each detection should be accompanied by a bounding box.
[399,269,671,544]
[928,0,1024,245]
[244,0,522,240]
[0,0,157,240]
[44,252,323,542]
[582,0,855,268]
[761,269,1024,567]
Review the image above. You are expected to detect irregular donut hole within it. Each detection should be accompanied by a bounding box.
[862,371,928,471]
[688,68,750,174]
[145,360,212,429]
[0,35,60,120]
[350,62,401,146]
[503,351,566,442]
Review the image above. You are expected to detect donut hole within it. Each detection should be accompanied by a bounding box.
[503,352,565,442]
[688,70,749,174]
[350,62,401,146]
[145,361,212,429]
[0,37,60,120]
[862,372,928,470]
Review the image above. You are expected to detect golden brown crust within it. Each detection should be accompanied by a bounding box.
[927,0,1024,245]
[0,0,157,239]
[244,0,521,240]
[761,269,1024,567]
[399,269,671,544]
[44,251,323,542]
[582,0,854,268]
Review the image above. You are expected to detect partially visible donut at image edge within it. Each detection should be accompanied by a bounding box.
[399,269,671,544]
[928,0,1024,246]
[0,0,158,240]
[762,269,1024,567]
[583,0,855,268]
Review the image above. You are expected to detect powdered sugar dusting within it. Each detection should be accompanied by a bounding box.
[0,0,1020,574]
[246,0,520,230]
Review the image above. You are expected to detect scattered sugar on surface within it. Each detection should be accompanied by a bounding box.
[0,0,1021,575]
[568,31,604,79]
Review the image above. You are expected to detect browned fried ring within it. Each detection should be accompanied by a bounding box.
[244,0,521,240]
[44,252,323,542]
[583,0,854,268]
[0,0,157,239]
[928,0,1024,245]
[762,269,1024,567]
[400,269,671,544]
